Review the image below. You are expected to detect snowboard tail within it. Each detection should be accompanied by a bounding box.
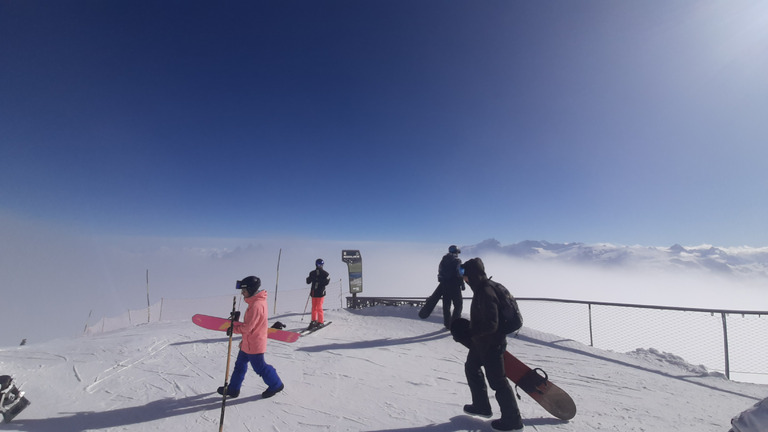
[1,397,29,423]
[504,352,576,421]
[0,376,30,423]
[418,284,442,319]
[192,314,300,343]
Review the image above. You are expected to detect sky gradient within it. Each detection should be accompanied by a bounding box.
[2,1,768,247]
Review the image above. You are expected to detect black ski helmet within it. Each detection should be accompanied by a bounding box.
[315,258,324,267]
[449,245,461,254]
[237,276,261,296]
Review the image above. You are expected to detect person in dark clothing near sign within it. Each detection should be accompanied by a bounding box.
[456,257,524,432]
[306,258,330,330]
[419,245,465,329]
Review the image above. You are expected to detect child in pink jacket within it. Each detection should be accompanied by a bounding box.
[217,276,284,399]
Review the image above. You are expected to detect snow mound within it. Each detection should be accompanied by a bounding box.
[625,348,726,378]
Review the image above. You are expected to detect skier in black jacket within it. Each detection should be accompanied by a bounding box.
[306,258,330,330]
[457,257,523,432]
[419,245,465,329]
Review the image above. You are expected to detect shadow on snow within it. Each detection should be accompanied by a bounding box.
[361,415,566,432]
[4,393,261,432]
[296,329,451,352]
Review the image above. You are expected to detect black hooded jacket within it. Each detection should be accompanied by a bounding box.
[306,267,330,298]
[437,252,463,287]
[462,257,507,347]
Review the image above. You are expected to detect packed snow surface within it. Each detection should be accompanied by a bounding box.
[1,305,766,431]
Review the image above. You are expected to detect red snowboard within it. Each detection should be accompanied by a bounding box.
[192,314,300,343]
[504,351,576,421]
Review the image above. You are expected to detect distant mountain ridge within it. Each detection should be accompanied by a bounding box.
[461,239,768,278]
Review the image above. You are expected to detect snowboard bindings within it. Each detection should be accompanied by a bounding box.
[0,375,30,423]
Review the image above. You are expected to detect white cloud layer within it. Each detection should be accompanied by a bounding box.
[1,213,766,347]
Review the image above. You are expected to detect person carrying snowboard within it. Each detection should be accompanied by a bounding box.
[454,257,524,432]
[419,245,465,329]
[217,276,284,399]
[306,259,330,330]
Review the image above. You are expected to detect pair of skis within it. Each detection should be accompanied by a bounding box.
[300,321,332,335]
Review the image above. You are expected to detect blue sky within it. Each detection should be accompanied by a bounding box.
[2,0,768,247]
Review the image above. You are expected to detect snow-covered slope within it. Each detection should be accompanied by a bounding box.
[1,306,765,431]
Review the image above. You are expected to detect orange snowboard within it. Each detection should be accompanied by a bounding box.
[192,314,300,343]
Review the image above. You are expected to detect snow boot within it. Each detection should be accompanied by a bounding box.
[262,383,284,399]
[491,418,524,431]
[463,404,493,418]
[217,386,240,398]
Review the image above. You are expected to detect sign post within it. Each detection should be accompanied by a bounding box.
[341,250,363,308]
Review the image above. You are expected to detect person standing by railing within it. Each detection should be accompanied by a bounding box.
[419,245,465,329]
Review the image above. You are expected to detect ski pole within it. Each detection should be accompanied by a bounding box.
[219,296,237,432]
[301,292,311,322]
[273,248,282,315]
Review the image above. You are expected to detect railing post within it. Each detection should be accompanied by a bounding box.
[588,303,594,347]
[721,312,730,380]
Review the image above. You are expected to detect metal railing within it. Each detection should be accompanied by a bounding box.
[346,296,768,381]
[517,298,768,380]
[346,296,428,309]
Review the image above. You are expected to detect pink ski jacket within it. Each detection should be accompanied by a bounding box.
[231,290,269,354]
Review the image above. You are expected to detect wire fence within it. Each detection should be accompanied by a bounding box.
[516,298,768,384]
[345,296,768,384]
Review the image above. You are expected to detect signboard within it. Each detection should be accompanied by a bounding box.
[341,250,363,294]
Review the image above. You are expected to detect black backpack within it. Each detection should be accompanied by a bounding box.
[489,280,523,334]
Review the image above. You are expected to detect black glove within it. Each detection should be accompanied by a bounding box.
[231,311,241,322]
[226,326,233,336]
[450,318,472,347]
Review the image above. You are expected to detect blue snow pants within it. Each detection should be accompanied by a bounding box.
[229,350,283,393]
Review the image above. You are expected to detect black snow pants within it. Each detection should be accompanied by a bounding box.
[441,283,463,328]
[465,343,522,425]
